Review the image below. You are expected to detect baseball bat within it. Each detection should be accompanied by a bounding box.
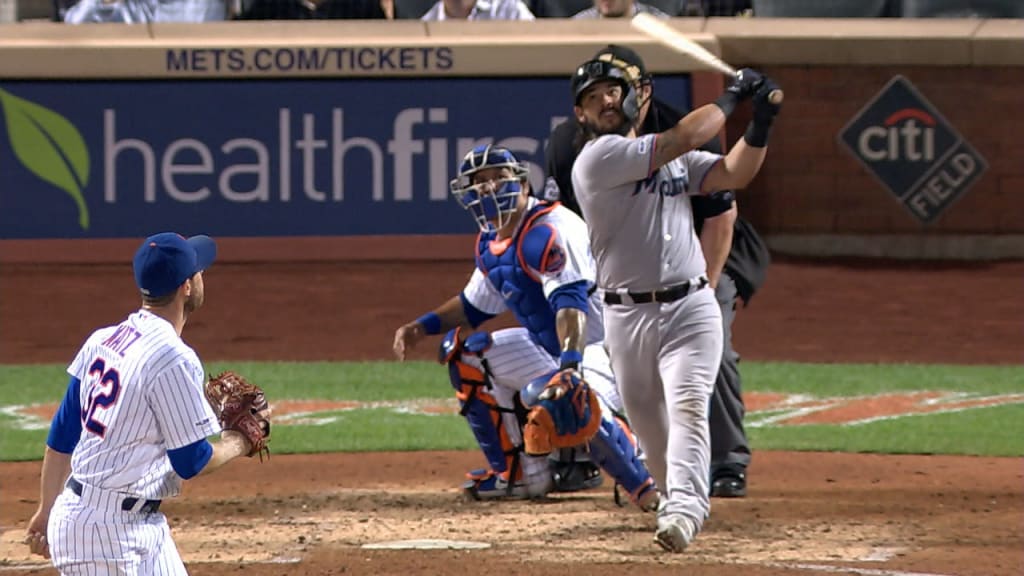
[629,13,783,105]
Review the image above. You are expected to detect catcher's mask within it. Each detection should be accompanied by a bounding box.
[450,145,528,233]
[571,57,644,124]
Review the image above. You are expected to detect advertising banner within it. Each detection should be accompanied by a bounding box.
[838,76,987,224]
[0,76,691,239]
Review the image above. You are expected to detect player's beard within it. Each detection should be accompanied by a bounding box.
[184,284,204,315]
[582,107,631,138]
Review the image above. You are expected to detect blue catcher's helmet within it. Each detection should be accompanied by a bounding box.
[450,145,529,232]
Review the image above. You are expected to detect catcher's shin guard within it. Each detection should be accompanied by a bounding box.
[589,415,659,511]
[440,329,538,500]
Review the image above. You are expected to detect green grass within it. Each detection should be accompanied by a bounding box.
[1,361,1022,462]
[204,361,454,400]
[752,404,1024,455]
[271,410,477,453]
[743,362,1024,395]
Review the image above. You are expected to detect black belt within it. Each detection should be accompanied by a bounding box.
[67,477,162,514]
[604,277,708,305]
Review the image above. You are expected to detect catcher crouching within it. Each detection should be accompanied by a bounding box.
[392,145,660,511]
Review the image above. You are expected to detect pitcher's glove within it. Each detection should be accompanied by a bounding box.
[522,369,602,456]
[205,371,271,461]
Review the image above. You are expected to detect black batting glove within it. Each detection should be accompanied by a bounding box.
[728,68,764,101]
[752,76,783,122]
[744,76,783,148]
[714,68,764,116]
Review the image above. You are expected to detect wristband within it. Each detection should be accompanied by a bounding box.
[712,92,738,117]
[559,350,583,370]
[743,118,773,148]
[416,312,442,335]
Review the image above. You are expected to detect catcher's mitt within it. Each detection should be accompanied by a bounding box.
[205,371,271,461]
[522,369,601,456]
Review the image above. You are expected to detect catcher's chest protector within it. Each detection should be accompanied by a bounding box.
[475,204,560,356]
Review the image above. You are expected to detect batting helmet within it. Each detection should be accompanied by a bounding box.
[450,145,529,233]
[571,56,644,123]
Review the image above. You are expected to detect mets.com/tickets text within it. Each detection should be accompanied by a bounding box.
[166,47,454,73]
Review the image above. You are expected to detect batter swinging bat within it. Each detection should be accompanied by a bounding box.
[630,13,784,104]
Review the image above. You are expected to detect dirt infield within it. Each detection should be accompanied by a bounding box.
[1,257,1023,575]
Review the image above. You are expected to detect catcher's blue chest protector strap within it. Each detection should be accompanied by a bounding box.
[439,328,526,484]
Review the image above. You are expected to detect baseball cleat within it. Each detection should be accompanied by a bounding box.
[551,461,604,493]
[710,471,747,498]
[462,469,552,501]
[654,515,695,553]
[636,486,660,513]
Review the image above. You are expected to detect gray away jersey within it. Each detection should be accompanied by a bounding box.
[572,133,723,291]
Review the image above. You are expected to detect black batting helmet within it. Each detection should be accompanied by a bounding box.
[570,55,644,123]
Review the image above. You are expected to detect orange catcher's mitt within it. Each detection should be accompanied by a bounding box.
[205,371,271,460]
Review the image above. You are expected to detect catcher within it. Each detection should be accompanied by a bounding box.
[393,145,657,511]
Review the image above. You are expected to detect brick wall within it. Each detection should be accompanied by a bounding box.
[727,65,1024,235]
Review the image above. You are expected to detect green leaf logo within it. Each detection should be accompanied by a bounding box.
[0,88,91,230]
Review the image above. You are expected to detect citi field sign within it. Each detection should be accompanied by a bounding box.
[0,78,692,239]
[838,75,987,224]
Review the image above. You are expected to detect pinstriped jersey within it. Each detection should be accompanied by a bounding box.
[462,198,605,349]
[66,309,221,500]
[572,133,723,291]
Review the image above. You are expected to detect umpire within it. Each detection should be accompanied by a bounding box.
[540,44,769,498]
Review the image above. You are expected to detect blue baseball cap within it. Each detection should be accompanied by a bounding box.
[133,232,217,298]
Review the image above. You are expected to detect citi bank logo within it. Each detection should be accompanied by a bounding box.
[0,87,91,230]
[857,108,935,162]
[838,75,988,224]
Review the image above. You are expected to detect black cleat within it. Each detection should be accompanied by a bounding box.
[551,461,603,493]
[710,472,747,498]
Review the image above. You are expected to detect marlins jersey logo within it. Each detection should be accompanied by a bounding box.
[633,160,690,198]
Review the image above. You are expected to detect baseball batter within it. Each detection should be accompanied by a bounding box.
[25,232,256,574]
[393,145,658,510]
[570,60,782,551]
[544,45,773,499]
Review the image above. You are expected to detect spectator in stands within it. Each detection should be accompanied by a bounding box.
[572,0,671,18]
[64,0,226,21]
[421,0,534,20]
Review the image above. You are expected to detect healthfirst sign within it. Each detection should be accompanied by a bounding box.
[0,76,691,239]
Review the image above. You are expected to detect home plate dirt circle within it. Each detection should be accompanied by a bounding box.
[362,539,492,550]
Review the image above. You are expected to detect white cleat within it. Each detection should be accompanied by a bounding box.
[654,515,695,553]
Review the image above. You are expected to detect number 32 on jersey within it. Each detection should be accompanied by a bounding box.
[82,358,122,437]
